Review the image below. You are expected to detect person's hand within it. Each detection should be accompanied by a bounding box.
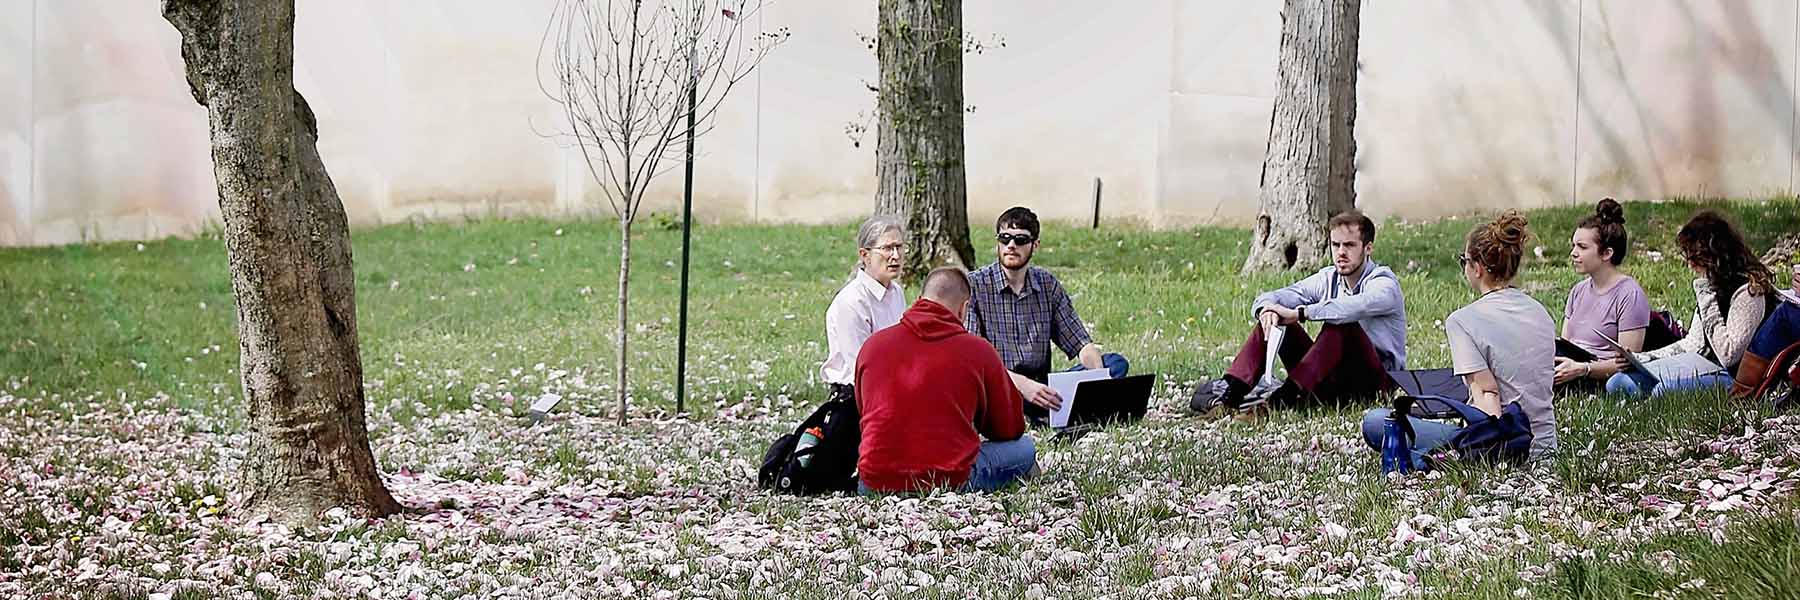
[1258,309,1281,331]
[1262,306,1299,327]
[1603,357,1629,375]
[1020,379,1063,411]
[1553,357,1586,385]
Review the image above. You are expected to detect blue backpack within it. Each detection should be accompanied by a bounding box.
[1398,395,1534,469]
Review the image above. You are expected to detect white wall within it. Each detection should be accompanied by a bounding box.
[1,1,1796,246]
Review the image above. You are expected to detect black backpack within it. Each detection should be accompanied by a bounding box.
[758,396,861,495]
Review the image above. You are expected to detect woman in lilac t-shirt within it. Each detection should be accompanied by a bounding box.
[1554,199,1651,390]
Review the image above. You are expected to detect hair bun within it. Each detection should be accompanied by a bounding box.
[1492,210,1530,247]
[1595,197,1625,225]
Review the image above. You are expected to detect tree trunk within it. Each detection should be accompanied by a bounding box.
[874,0,976,282]
[616,219,632,426]
[164,0,400,524]
[1243,0,1362,274]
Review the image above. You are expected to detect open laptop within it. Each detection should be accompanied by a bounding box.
[1048,374,1155,444]
[1385,367,1468,419]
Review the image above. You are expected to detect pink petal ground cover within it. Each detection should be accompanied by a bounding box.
[3,386,1797,598]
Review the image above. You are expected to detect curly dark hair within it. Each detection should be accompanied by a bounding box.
[1676,210,1774,314]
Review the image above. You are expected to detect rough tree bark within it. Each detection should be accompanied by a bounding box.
[874,0,976,281]
[1243,0,1362,274]
[164,0,400,523]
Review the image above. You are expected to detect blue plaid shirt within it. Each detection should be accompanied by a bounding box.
[965,264,1093,381]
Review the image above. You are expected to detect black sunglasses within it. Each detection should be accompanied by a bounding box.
[1456,253,1472,266]
[997,233,1036,247]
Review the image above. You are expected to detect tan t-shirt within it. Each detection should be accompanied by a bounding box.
[1446,288,1558,461]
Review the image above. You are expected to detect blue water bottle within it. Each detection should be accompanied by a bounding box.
[1381,397,1417,475]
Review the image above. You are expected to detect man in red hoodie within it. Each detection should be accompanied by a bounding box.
[856,267,1036,493]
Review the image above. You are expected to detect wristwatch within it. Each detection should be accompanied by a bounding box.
[1297,305,1308,322]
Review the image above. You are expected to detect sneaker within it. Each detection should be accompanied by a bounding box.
[1189,379,1234,418]
[1242,375,1285,405]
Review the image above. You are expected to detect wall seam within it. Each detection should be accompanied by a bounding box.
[1569,0,1584,206]
[26,0,37,244]
[1789,0,1797,195]
[753,7,762,222]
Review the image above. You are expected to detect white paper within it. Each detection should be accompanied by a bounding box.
[1639,352,1725,384]
[1047,370,1112,428]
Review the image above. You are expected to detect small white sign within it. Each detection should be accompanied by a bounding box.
[528,393,562,421]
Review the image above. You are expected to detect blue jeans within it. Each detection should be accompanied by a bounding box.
[1604,368,1732,398]
[1065,352,1130,378]
[858,437,1037,495]
[1748,302,1800,359]
[1361,408,1460,465]
[964,437,1038,492]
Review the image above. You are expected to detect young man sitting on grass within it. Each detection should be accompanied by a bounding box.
[965,207,1130,424]
[855,267,1037,494]
[1191,212,1407,419]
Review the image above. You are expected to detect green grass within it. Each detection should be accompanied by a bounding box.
[1546,509,1800,599]
[3,198,1800,598]
[4,199,1797,425]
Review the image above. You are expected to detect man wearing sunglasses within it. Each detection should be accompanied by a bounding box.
[965,207,1129,420]
[1190,212,1407,419]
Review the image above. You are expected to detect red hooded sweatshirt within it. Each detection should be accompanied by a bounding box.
[855,298,1026,492]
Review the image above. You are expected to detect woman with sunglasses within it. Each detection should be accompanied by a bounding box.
[1553,199,1650,391]
[820,216,910,406]
[1364,211,1558,462]
[1607,210,1778,399]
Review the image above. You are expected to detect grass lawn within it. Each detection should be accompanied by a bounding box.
[2,198,1799,598]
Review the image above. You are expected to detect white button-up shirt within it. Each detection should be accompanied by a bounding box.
[820,268,907,385]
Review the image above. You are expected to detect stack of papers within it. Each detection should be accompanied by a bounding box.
[1046,370,1110,428]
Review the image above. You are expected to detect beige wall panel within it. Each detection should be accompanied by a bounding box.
[1357,1,1579,218]
[1574,0,1798,203]
[6,1,1799,246]
[1158,0,1280,224]
[1,1,31,245]
[29,0,216,245]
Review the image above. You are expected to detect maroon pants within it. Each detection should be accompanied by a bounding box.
[1225,323,1394,404]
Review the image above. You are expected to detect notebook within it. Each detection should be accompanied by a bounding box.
[1595,327,1723,384]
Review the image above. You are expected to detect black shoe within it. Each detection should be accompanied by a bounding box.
[1190,379,1240,418]
[1265,380,1316,409]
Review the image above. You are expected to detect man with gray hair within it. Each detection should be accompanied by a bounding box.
[855,267,1036,493]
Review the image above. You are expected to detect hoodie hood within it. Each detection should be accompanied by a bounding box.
[900,298,969,342]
